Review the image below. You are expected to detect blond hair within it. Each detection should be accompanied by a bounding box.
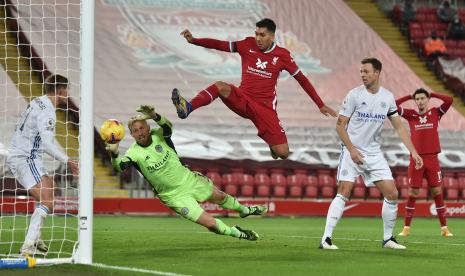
[127,115,148,132]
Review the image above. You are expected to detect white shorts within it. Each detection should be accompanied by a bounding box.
[6,156,46,190]
[336,148,393,187]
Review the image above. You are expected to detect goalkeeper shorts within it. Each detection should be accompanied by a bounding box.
[162,172,214,222]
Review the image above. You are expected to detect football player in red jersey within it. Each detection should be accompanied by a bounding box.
[396,88,453,237]
[171,18,337,159]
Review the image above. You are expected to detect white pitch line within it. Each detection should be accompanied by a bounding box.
[91,263,192,276]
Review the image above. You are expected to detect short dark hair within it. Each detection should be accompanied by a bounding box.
[256,18,276,33]
[413,88,430,98]
[361,58,382,72]
[44,74,68,94]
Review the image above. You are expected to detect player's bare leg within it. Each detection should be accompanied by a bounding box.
[430,186,453,236]
[21,176,53,256]
[208,187,267,218]
[196,211,258,241]
[376,180,406,249]
[270,143,290,159]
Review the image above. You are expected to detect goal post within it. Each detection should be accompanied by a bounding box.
[77,0,94,265]
[0,0,94,266]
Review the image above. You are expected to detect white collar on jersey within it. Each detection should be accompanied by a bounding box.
[264,42,276,53]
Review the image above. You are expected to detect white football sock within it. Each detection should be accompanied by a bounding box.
[322,194,348,243]
[24,205,49,245]
[382,198,398,241]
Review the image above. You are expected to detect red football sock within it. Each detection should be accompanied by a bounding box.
[433,194,447,227]
[190,84,220,111]
[404,196,416,227]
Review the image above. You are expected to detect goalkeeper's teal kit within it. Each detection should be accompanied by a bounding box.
[111,115,213,221]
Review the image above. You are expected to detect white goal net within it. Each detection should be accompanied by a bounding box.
[0,0,87,264]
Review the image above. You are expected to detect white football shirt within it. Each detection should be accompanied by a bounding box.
[339,85,398,155]
[9,95,68,162]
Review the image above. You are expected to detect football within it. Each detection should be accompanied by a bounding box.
[100,119,125,144]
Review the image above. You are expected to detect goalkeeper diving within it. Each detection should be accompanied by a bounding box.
[106,105,267,241]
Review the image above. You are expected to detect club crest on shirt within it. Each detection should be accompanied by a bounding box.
[380,102,387,108]
[419,116,428,124]
[155,145,163,153]
[272,56,279,65]
[181,207,189,215]
[109,0,331,79]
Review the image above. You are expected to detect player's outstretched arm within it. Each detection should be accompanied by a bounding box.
[336,115,364,164]
[136,105,173,137]
[180,29,232,52]
[293,72,337,117]
[431,92,453,114]
[390,116,423,169]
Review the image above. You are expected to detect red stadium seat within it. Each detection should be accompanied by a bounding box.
[254,173,270,186]
[288,186,302,198]
[224,184,238,197]
[256,185,270,198]
[239,174,254,186]
[306,176,318,186]
[240,185,254,197]
[304,186,318,198]
[352,186,365,199]
[446,188,459,200]
[286,174,306,186]
[318,174,335,187]
[368,188,381,199]
[321,186,335,198]
[273,185,286,198]
[271,173,287,186]
[222,173,238,186]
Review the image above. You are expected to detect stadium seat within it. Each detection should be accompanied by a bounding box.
[288,185,302,198]
[444,177,459,200]
[368,188,381,199]
[304,186,318,198]
[318,174,335,187]
[222,173,238,186]
[306,175,318,186]
[320,186,335,198]
[224,184,238,197]
[254,172,270,186]
[273,185,286,198]
[256,185,271,198]
[240,184,254,197]
[271,173,287,186]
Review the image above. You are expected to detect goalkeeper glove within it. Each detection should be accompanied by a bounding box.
[136,105,157,120]
[105,142,119,157]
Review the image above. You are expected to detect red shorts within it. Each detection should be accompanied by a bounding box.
[221,84,287,146]
[408,154,442,188]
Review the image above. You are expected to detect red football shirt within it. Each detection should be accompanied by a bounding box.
[234,37,299,102]
[192,36,324,109]
[397,93,453,154]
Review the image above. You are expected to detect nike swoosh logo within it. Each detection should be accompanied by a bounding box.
[343,203,359,211]
[249,49,256,53]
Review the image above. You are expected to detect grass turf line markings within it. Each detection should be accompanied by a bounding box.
[92,263,192,276]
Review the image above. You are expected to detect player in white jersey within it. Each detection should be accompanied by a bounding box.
[6,74,79,256]
[319,58,423,250]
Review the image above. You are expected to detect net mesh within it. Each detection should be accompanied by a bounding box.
[0,0,80,260]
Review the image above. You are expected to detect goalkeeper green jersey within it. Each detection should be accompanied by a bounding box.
[111,117,193,200]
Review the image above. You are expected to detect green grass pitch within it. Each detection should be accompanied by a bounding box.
[1,216,465,275]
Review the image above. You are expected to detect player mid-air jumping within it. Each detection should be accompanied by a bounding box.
[171,18,337,160]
